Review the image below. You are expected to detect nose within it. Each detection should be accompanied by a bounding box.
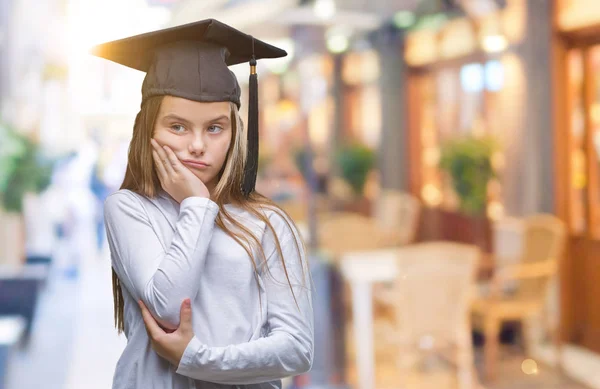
[189,132,206,156]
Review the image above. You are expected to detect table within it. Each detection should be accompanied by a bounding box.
[339,246,493,389]
[339,248,400,389]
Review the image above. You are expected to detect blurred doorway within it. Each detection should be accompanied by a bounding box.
[555,32,600,355]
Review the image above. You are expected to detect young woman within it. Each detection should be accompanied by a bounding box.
[97,19,314,389]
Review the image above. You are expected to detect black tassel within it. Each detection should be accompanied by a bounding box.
[242,56,259,198]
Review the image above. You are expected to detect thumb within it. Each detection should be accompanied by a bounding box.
[177,298,193,334]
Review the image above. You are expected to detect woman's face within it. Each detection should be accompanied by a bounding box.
[153,96,232,192]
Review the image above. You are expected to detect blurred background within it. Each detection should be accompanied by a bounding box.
[0,0,599,388]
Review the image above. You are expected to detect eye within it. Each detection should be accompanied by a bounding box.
[207,125,223,134]
[170,124,186,133]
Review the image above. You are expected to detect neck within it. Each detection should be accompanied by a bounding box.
[205,179,217,201]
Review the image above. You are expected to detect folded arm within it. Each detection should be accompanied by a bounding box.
[104,191,219,329]
[175,215,314,384]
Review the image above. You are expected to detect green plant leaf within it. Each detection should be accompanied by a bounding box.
[336,144,375,196]
[439,135,499,215]
[0,123,56,213]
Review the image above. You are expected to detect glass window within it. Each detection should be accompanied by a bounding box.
[416,60,508,216]
[484,60,504,92]
[568,49,588,235]
[586,46,600,238]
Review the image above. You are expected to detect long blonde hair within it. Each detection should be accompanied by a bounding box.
[113,95,307,334]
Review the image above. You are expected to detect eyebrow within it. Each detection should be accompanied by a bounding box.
[162,114,230,126]
[162,114,193,127]
[209,115,230,123]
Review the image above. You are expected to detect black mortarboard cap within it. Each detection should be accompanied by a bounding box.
[90,19,287,198]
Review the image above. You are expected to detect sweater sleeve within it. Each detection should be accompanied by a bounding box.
[175,212,314,384]
[104,191,219,329]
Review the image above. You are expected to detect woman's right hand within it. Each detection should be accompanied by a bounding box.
[151,138,210,203]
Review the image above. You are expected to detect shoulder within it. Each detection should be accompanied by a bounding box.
[104,189,149,220]
[105,189,142,207]
[260,204,304,248]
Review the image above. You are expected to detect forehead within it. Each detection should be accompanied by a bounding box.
[159,96,230,120]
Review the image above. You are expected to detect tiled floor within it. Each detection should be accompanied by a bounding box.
[63,244,126,389]
[4,271,79,389]
[476,347,587,389]
[5,239,125,389]
[342,341,589,389]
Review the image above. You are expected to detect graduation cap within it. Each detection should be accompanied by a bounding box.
[90,19,288,198]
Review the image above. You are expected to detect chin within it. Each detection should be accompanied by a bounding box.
[194,171,214,183]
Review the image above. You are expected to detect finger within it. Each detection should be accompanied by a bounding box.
[152,150,168,191]
[152,150,167,181]
[150,138,164,156]
[163,146,181,172]
[138,300,164,340]
[161,148,177,176]
[177,298,193,334]
[152,139,176,176]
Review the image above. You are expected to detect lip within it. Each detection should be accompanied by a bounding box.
[182,160,210,169]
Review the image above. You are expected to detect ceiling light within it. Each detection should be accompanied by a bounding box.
[482,34,508,53]
[327,34,349,53]
[314,0,336,20]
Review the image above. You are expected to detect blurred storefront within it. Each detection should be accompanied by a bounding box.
[255,26,385,213]
[400,0,600,361]
[339,50,381,149]
[553,0,600,356]
[252,50,332,203]
[402,0,557,251]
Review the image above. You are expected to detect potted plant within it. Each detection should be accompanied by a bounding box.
[335,144,375,215]
[0,122,54,266]
[439,135,498,216]
[437,135,499,251]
